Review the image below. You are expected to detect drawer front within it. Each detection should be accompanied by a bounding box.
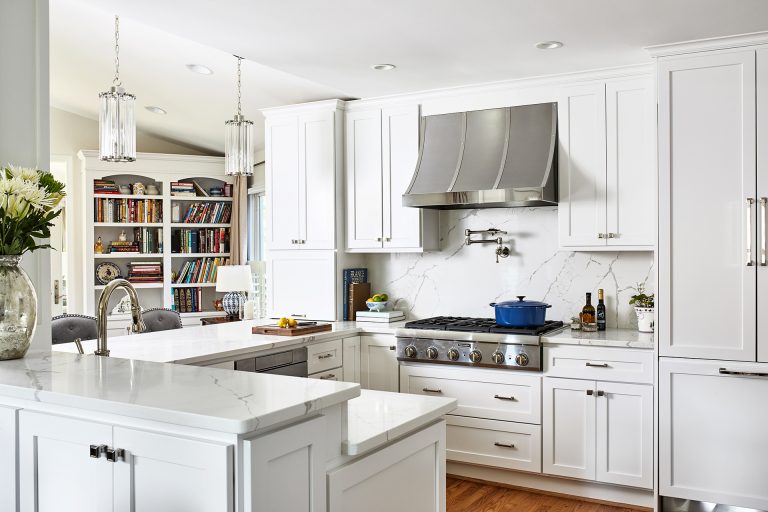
[545,346,653,383]
[308,370,341,381]
[307,338,343,374]
[447,416,541,473]
[400,365,541,423]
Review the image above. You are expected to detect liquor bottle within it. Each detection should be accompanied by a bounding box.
[596,288,606,331]
[581,292,596,331]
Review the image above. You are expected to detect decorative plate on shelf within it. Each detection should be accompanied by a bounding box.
[96,262,122,285]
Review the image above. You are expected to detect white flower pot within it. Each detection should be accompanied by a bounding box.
[634,307,654,333]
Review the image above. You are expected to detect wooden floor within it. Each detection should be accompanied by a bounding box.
[447,478,639,512]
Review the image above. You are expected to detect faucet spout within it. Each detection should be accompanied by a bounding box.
[96,279,144,357]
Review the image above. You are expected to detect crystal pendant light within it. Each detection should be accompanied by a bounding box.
[99,15,136,162]
[224,56,254,176]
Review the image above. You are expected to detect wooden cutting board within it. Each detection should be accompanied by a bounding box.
[251,323,333,336]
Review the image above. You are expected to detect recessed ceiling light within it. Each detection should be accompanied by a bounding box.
[145,106,167,115]
[535,41,564,50]
[186,63,213,75]
[371,64,396,71]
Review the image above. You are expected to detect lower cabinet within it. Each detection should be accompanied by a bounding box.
[18,411,233,512]
[543,377,652,489]
[446,416,541,473]
[360,335,399,392]
[342,336,361,383]
[0,406,19,512]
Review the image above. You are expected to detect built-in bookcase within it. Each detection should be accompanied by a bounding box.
[80,150,236,325]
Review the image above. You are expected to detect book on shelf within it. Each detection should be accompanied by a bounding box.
[127,261,162,283]
[224,183,232,197]
[172,286,203,313]
[348,282,371,322]
[170,182,196,197]
[171,227,229,254]
[180,202,232,224]
[94,179,119,194]
[94,198,162,223]
[174,257,230,284]
[342,268,368,321]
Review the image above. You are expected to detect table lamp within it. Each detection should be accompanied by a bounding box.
[216,265,253,318]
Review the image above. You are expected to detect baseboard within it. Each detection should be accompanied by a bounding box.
[447,462,654,509]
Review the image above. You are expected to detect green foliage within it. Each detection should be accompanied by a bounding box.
[629,283,654,308]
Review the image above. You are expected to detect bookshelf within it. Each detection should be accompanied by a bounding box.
[80,150,236,324]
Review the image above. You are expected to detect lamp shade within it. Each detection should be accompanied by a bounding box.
[216,265,253,292]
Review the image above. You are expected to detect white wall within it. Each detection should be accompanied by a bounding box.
[365,207,654,329]
[0,0,51,350]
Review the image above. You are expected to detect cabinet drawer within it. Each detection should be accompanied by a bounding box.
[545,346,653,383]
[447,416,541,473]
[400,365,541,423]
[307,339,343,374]
[308,370,341,381]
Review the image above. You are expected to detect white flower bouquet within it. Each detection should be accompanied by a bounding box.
[0,165,65,255]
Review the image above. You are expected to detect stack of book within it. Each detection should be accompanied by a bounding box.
[94,179,120,194]
[109,241,139,254]
[180,202,232,224]
[342,268,368,321]
[134,227,163,253]
[127,262,162,284]
[173,287,202,313]
[170,182,196,197]
[355,311,406,323]
[172,228,229,254]
[174,257,229,284]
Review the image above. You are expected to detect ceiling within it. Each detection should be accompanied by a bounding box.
[52,0,768,154]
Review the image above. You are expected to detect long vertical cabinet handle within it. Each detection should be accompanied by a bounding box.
[761,198,767,266]
[747,198,755,266]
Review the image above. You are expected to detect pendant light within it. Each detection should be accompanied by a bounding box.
[224,56,254,176]
[99,15,136,162]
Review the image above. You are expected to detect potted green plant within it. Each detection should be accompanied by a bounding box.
[629,284,654,333]
[0,165,65,360]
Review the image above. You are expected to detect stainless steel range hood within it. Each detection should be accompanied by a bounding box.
[403,103,558,209]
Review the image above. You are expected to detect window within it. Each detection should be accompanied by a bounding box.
[247,188,265,262]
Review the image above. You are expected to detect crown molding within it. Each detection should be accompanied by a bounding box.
[645,31,768,58]
[260,98,347,117]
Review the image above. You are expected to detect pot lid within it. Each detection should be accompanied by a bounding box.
[492,296,551,308]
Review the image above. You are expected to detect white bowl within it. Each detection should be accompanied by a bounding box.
[366,301,388,312]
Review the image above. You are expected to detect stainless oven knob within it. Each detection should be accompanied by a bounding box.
[469,350,482,363]
[404,345,418,358]
[491,351,505,364]
[515,353,530,366]
[426,346,439,360]
[447,348,460,361]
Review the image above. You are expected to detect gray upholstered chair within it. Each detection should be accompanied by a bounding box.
[51,314,98,345]
[141,308,182,333]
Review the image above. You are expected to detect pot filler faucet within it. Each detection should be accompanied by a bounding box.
[465,228,511,263]
[94,279,145,357]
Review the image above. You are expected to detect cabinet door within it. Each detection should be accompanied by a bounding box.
[299,110,337,250]
[346,109,384,249]
[19,411,113,512]
[113,427,233,512]
[758,49,768,363]
[658,51,757,360]
[266,115,301,250]
[244,416,326,512]
[595,382,652,489]
[360,335,399,392]
[542,377,595,481]
[0,406,18,512]
[558,82,607,247]
[267,250,336,320]
[659,358,768,510]
[343,336,362,383]
[605,77,656,248]
[382,104,422,249]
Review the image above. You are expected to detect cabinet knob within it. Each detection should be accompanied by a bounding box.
[597,390,605,397]
[385,237,391,242]
[607,233,616,239]
[586,389,594,396]
[597,233,605,239]
[89,444,107,459]
[376,237,382,242]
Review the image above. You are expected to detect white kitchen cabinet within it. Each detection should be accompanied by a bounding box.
[360,335,399,392]
[446,416,541,473]
[543,377,652,489]
[244,416,326,512]
[345,104,438,252]
[266,114,301,250]
[757,48,768,363]
[267,250,336,320]
[659,358,768,510]
[343,336,362,383]
[0,406,18,512]
[558,77,655,251]
[658,50,757,360]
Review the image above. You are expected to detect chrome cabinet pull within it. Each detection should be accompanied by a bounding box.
[586,389,594,396]
[597,233,605,239]
[607,232,616,239]
[747,198,755,266]
[89,444,107,459]
[291,314,306,318]
[719,367,768,378]
[585,362,609,368]
[761,198,767,266]
[596,390,605,397]
[376,237,382,242]
[319,373,336,380]
[389,346,396,351]
[317,353,333,360]
[493,394,516,401]
[494,442,515,448]
[422,387,442,393]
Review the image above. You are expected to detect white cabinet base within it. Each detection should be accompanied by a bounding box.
[0,406,18,512]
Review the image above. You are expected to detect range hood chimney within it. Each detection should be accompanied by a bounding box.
[403,103,558,209]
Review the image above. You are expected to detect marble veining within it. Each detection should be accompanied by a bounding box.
[365,207,654,329]
[543,328,654,349]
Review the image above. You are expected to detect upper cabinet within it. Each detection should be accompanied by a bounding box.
[265,101,343,251]
[558,77,655,251]
[345,104,438,252]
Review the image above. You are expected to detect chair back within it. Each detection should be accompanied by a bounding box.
[51,314,98,345]
[141,308,182,333]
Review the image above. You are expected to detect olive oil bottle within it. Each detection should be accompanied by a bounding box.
[596,288,606,331]
[581,292,597,331]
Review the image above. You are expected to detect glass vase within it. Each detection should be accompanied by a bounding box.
[0,255,37,360]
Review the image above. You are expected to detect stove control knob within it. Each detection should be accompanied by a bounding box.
[426,346,439,360]
[447,348,460,361]
[514,353,530,367]
[404,345,418,358]
[491,351,505,364]
[469,350,483,363]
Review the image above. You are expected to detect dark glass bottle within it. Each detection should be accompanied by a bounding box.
[596,288,606,331]
[581,292,596,325]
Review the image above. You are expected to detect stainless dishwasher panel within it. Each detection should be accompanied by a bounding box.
[234,347,308,377]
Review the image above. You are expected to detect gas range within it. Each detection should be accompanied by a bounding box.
[395,316,565,371]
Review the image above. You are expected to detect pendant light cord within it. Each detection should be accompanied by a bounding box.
[236,56,243,116]
[113,15,121,87]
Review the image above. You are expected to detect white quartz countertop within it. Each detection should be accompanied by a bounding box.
[0,351,360,434]
[542,328,654,349]
[344,390,456,456]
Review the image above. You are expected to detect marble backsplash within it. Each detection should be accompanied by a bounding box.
[364,207,654,329]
